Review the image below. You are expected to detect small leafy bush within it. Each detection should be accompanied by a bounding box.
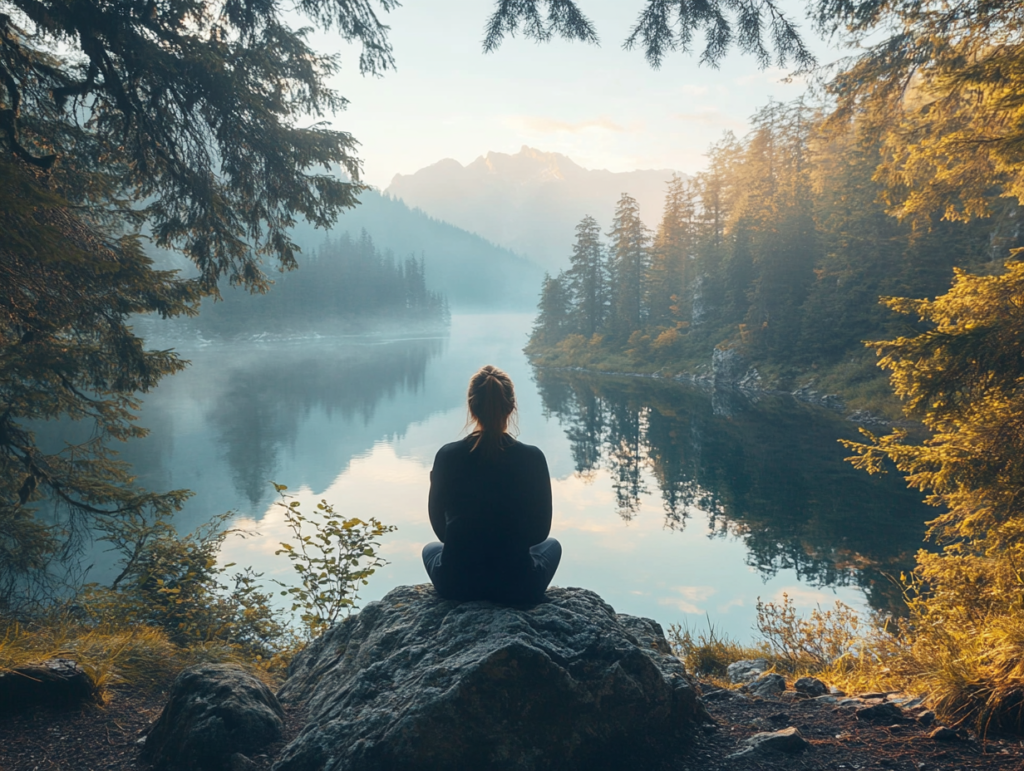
[11,483,396,698]
[82,511,296,665]
[273,484,396,638]
[755,593,861,670]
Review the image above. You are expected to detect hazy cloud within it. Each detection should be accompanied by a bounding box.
[771,586,840,607]
[733,66,801,87]
[510,115,638,134]
[672,108,746,131]
[658,585,717,614]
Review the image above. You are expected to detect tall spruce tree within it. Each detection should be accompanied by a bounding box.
[607,193,651,339]
[647,174,697,328]
[528,272,573,349]
[565,215,608,338]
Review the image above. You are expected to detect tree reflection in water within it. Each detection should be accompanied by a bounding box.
[208,339,444,509]
[532,369,931,616]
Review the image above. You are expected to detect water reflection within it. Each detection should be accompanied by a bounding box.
[533,369,931,615]
[207,341,441,507]
[115,336,449,534]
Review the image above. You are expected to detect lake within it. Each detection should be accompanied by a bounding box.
[106,313,931,641]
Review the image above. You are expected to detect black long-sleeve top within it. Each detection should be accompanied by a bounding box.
[428,436,552,596]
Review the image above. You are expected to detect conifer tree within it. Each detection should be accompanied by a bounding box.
[565,215,608,338]
[647,174,697,328]
[528,272,573,348]
[607,193,651,338]
[689,134,741,326]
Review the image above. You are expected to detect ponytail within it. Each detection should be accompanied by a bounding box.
[466,365,516,455]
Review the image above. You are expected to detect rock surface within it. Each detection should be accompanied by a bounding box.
[743,673,787,699]
[0,658,96,712]
[726,658,769,684]
[275,584,706,771]
[794,676,828,697]
[141,664,284,771]
[730,726,811,758]
[855,702,905,723]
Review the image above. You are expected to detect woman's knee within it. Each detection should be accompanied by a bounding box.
[532,537,562,566]
[422,541,444,571]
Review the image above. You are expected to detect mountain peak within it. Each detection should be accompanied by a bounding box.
[385,149,683,267]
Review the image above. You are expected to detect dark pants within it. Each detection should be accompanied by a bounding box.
[422,537,562,603]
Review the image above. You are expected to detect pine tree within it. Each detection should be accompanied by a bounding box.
[1,0,399,608]
[528,272,573,349]
[607,193,651,339]
[565,215,608,338]
[647,174,697,328]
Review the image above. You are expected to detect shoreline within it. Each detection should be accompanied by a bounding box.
[527,360,901,428]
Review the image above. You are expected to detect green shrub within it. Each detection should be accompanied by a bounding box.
[273,485,396,638]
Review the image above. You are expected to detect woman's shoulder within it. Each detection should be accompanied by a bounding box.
[434,438,473,461]
[506,438,546,460]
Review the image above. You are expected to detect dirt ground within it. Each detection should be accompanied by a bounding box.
[1,679,1022,770]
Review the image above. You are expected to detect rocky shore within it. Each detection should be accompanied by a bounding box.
[3,586,1021,771]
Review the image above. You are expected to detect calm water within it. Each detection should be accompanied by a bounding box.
[104,313,930,640]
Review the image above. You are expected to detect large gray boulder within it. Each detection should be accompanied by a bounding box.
[142,663,284,771]
[275,585,706,771]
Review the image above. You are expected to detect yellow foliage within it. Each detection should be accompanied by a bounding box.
[842,259,1024,731]
[651,327,680,350]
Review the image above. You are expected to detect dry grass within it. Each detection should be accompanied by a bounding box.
[0,614,286,703]
[667,618,773,687]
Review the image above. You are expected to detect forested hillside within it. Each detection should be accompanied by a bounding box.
[177,231,449,339]
[288,186,543,310]
[526,100,1017,404]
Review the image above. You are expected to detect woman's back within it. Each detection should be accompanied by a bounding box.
[421,364,561,603]
[428,437,551,577]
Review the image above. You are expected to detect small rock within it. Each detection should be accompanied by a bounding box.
[141,664,284,771]
[744,673,787,699]
[0,658,96,712]
[726,658,769,684]
[829,686,847,696]
[733,726,811,757]
[857,691,891,700]
[929,726,959,741]
[794,676,828,697]
[855,702,904,723]
[702,688,747,703]
[916,709,936,727]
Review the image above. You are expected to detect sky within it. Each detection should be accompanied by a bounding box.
[306,0,849,189]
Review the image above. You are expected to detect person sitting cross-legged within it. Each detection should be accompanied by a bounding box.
[422,364,561,604]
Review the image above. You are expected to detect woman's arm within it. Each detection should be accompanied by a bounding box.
[428,450,448,542]
[523,449,553,545]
